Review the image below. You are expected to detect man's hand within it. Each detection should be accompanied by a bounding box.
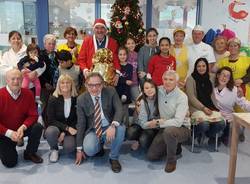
[16,125,26,140]
[10,131,19,142]
[68,127,77,135]
[75,151,86,165]
[106,126,116,142]
[113,74,119,86]
[58,132,65,143]
[147,120,158,129]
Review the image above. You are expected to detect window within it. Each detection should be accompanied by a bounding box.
[48,0,95,39]
[0,0,37,52]
[151,0,197,39]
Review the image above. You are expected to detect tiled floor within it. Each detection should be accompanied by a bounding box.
[1,130,250,184]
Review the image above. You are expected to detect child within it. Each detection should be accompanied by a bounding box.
[56,50,81,91]
[18,43,44,104]
[126,79,160,151]
[148,37,176,86]
[115,46,133,126]
[125,37,140,102]
[138,28,159,86]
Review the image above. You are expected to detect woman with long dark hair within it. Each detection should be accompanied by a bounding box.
[126,79,160,150]
[186,58,225,150]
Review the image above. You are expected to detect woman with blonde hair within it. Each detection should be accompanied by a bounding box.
[45,74,78,163]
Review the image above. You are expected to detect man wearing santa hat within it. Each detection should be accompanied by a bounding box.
[78,18,120,85]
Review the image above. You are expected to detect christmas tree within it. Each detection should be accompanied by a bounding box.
[110,0,145,50]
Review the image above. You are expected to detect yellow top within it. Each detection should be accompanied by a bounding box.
[57,43,81,63]
[217,56,250,80]
[218,56,250,111]
[170,44,188,82]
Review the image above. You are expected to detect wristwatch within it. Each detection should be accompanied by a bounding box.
[156,120,160,128]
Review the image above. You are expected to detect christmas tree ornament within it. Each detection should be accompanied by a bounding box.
[115,20,123,34]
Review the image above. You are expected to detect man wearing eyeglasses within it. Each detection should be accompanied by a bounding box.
[75,72,125,173]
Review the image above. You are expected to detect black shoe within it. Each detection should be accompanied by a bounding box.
[109,159,121,173]
[24,151,43,163]
[94,148,105,157]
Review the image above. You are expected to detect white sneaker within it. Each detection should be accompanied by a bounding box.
[49,150,59,163]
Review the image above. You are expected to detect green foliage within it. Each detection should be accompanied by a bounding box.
[110,0,145,50]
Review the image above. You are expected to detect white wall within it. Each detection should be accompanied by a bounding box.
[201,0,250,46]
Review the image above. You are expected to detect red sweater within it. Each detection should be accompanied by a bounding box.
[77,35,120,71]
[0,87,38,135]
[148,54,176,86]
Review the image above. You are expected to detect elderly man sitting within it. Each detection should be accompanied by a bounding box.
[146,70,191,173]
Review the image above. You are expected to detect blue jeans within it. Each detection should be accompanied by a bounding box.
[83,125,125,160]
[194,120,225,138]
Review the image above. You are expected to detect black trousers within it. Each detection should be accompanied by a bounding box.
[126,124,159,149]
[0,123,43,168]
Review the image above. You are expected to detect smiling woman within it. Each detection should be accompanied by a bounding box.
[45,74,78,163]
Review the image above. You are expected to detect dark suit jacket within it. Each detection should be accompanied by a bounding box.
[47,95,77,132]
[76,86,123,147]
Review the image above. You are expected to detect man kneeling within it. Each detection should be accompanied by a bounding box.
[147,70,191,173]
[75,72,125,173]
[0,69,43,168]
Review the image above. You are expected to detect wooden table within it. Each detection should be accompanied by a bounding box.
[228,113,250,184]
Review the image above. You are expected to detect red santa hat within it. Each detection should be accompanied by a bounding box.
[93,18,107,29]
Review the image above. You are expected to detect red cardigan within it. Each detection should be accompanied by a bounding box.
[148,54,176,86]
[0,87,38,135]
[77,35,120,71]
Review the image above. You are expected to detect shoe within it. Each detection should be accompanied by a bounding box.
[165,162,176,173]
[49,150,59,163]
[109,159,122,173]
[239,133,245,142]
[17,138,24,147]
[24,151,43,163]
[94,148,105,157]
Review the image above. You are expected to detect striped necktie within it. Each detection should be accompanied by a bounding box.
[94,96,102,138]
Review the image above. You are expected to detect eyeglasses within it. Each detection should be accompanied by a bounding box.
[220,73,231,79]
[86,83,102,88]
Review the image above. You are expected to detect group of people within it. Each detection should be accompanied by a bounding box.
[0,18,250,174]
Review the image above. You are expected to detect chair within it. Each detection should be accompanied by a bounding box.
[191,122,219,152]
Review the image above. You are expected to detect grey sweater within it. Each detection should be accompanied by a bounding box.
[137,98,158,129]
[138,44,159,73]
[158,86,190,128]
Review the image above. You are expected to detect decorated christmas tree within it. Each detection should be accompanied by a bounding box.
[110,0,145,50]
